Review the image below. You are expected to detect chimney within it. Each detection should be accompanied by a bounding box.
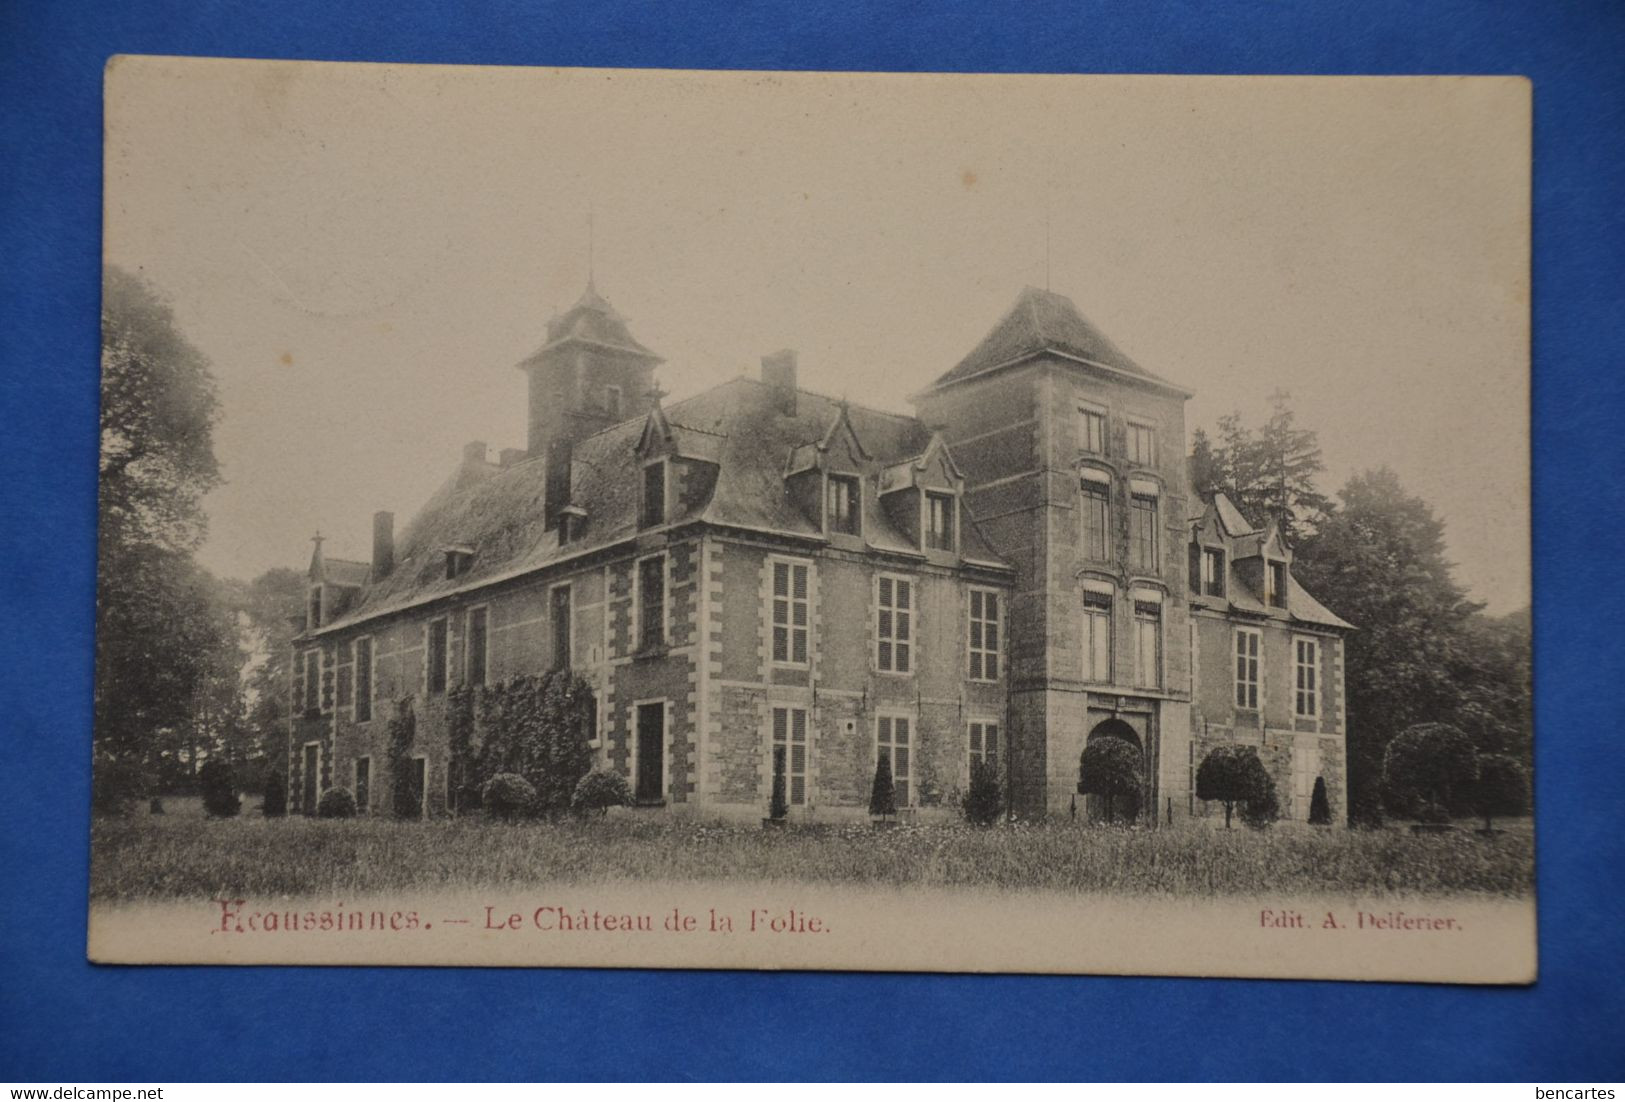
[499,447,527,468]
[372,511,394,579]
[761,349,798,416]
[462,440,489,466]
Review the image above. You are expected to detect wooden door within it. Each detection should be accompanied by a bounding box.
[636,703,664,803]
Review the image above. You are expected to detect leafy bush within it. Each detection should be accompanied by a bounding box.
[1349,787,1385,830]
[1197,744,1276,829]
[868,754,897,819]
[92,753,149,817]
[1241,775,1281,829]
[317,786,357,819]
[483,773,538,821]
[961,759,1002,826]
[1383,723,1480,821]
[1078,736,1142,823]
[1471,753,1530,831]
[572,769,633,817]
[262,770,287,818]
[198,760,241,818]
[463,671,596,819]
[1308,776,1331,825]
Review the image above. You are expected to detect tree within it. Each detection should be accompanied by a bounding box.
[1077,736,1142,823]
[1308,776,1332,825]
[1383,723,1480,823]
[234,568,308,769]
[1470,754,1529,831]
[869,753,897,820]
[198,759,240,818]
[1294,468,1486,818]
[1200,392,1333,542]
[94,266,226,799]
[1195,744,1270,829]
[1240,771,1280,829]
[961,759,1002,826]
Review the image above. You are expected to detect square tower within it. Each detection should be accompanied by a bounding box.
[914,287,1195,821]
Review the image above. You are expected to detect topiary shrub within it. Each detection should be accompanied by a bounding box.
[1308,776,1331,825]
[1470,753,1530,832]
[1383,723,1480,822]
[483,772,538,821]
[961,759,1002,826]
[198,760,241,819]
[768,745,789,821]
[868,753,897,820]
[1078,735,1143,824]
[1241,773,1281,829]
[262,769,287,818]
[317,786,357,819]
[572,769,632,817]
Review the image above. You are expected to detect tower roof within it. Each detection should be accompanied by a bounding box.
[533,280,662,362]
[923,286,1184,395]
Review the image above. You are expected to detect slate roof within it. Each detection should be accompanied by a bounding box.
[316,376,1008,635]
[1190,491,1354,631]
[532,281,661,362]
[924,286,1186,395]
[322,558,372,588]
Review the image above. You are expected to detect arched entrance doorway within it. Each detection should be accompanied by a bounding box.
[1079,719,1145,824]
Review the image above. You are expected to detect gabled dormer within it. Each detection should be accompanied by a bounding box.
[785,400,871,540]
[305,532,369,630]
[1187,498,1233,600]
[880,434,966,556]
[634,401,723,530]
[1234,517,1292,610]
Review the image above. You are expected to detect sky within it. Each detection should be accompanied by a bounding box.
[103,59,1531,611]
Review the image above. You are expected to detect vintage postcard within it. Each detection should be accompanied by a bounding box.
[89,57,1533,981]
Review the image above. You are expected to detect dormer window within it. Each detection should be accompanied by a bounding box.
[925,492,956,552]
[444,547,475,580]
[558,505,586,547]
[641,461,666,528]
[826,475,860,535]
[1267,561,1288,609]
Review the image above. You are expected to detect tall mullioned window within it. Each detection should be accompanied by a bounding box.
[1078,406,1106,454]
[1081,476,1110,561]
[426,618,448,694]
[1128,422,1157,467]
[968,588,1000,681]
[772,706,809,806]
[771,560,810,665]
[551,586,572,669]
[1295,637,1319,718]
[1083,589,1112,683]
[638,557,665,651]
[467,606,489,686]
[876,575,913,673]
[1235,628,1261,710]
[354,637,372,722]
[968,721,999,770]
[1130,492,1159,572]
[1134,599,1162,690]
[877,715,912,807]
[302,649,320,713]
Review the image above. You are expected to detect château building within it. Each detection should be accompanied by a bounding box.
[289,281,1350,824]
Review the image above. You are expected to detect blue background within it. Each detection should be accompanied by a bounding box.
[3,0,1623,1082]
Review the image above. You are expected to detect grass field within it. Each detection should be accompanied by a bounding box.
[90,801,1535,902]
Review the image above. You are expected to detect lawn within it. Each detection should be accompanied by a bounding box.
[90,806,1536,902]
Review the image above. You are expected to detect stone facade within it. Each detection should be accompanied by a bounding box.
[289,282,1351,826]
